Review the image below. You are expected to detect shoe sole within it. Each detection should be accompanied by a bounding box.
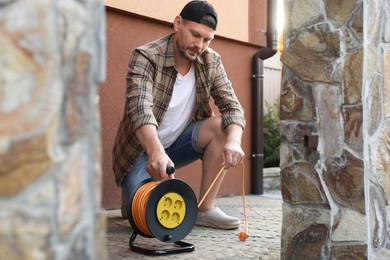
[195,220,240,230]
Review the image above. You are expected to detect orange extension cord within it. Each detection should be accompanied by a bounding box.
[132,181,159,236]
[197,162,249,241]
[132,162,249,241]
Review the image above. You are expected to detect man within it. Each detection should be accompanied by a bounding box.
[112,0,246,230]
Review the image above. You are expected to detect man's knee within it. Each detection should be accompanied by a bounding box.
[198,116,225,147]
[208,115,223,130]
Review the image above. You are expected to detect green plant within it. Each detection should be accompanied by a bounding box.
[263,99,281,167]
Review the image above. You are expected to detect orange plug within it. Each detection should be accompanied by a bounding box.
[239,231,248,241]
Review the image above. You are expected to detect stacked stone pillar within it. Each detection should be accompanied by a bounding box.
[280,0,390,258]
[0,0,106,258]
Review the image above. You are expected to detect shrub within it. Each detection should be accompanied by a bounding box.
[263,99,280,167]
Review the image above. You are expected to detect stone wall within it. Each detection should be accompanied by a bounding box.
[0,0,106,259]
[280,0,390,258]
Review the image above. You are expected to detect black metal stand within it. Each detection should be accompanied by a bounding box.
[129,232,195,256]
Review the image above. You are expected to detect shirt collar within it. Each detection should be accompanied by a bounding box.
[165,34,176,67]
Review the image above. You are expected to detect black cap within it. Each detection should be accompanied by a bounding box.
[179,1,218,30]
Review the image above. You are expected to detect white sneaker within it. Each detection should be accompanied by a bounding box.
[196,207,241,230]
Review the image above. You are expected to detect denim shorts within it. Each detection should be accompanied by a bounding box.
[121,121,204,201]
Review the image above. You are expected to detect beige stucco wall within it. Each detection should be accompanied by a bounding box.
[104,0,250,42]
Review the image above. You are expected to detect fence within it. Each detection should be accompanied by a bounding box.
[263,51,282,105]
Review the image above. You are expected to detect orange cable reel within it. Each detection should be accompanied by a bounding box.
[127,167,198,255]
[127,162,250,255]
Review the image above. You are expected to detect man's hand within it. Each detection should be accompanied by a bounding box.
[222,140,244,169]
[135,124,175,180]
[221,124,244,169]
[146,149,175,180]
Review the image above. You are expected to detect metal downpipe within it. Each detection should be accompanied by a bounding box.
[251,0,278,194]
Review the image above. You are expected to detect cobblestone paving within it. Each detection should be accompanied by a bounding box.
[106,193,282,260]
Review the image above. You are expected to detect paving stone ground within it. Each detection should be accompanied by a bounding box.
[105,192,282,260]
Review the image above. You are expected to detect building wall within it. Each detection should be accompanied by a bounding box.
[0,0,106,258]
[101,8,264,209]
[280,0,390,258]
[104,0,268,46]
[365,0,390,257]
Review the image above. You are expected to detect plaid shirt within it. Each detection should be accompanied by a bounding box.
[112,34,246,185]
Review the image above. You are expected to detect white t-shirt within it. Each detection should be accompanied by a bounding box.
[157,65,196,148]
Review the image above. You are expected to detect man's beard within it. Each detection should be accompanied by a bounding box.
[178,44,199,61]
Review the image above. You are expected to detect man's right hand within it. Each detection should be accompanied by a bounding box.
[135,124,174,180]
[146,149,175,180]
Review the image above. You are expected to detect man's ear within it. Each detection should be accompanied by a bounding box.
[173,15,182,31]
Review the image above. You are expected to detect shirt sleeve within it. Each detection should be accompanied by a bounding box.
[126,49,158,133]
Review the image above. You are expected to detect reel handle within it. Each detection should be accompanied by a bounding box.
[166,166,175,175]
